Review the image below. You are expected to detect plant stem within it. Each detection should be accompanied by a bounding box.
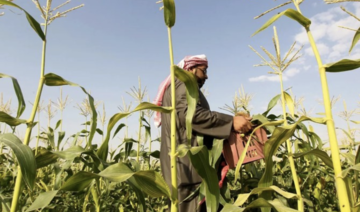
[136,112,142,163]
[35,111,41,155]
[279,72,304,212]
[10,18,48,212]
[293,1,351,209]
[168,27,178,212]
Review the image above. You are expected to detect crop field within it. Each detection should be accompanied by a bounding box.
[1,0,360,212]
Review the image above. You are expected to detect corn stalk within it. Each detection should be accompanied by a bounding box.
[10,7,48,212]
[291,0,351,210]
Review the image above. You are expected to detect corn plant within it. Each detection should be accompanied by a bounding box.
[248,0,360,210]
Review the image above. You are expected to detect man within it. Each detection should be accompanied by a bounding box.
[154,54,252,211]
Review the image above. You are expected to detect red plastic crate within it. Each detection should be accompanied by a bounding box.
[223,127,268,169]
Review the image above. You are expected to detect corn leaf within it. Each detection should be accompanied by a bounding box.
[174,66,199,145]
[97,102,171,161]
[47,127,55,150]
[57,131,65,150]
[189,146,219,212]
[233,186,297,207]
[60,171,99,191]
[258,116,327,190]
[209,139,224,168]
[176,145,219,211]
[112,123,126,138]
[349,27,360,53]
[324,59,360,73]
[292,149,334,169]
[355,144,360,165]
[0,111,27,126]
[341,153,356,165]
[149,150,160,158]
[0,133,36,190]
[351,120,360,124]
[35,149,58,169]
[53,146,92,161]
[283,91,294,117]
[263,94,281,117]
[127,178,147,212]
[163,0,175,28]
[0,0,45,41]
[0,73,26,118]
[98,163,135,182]
[341,163,360,177]
[25,190,59,212]
[222,198,300,212]
[338,128,355,143]
[252,8,311,36]
[96,163,171,198]
[44,73,97,148]
[133,171,171,198]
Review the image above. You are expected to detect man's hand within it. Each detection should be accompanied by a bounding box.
[233,116,252,133]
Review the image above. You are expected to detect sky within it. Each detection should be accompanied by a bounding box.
[1,0,360,152]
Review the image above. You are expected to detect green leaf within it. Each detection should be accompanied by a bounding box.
[0,111,27,126]
[263,94,280,116]
[341,152,356,165]
[0,73,26,118]
[349,27,360,53]
[355,143,360,165]
[97,102,171,161]
[57,131,65,151]
[47,127,55,150]
[351,120,360,124]
[252,8,311,36]
[44,73,97,148]
[341,163,360,177]
[25,190,58,212]
[258,116,327,190]
[283,92,294,117]
[174,66,199,145]
[55,119,62,130]
[149,150,160,159]
[163,0,176,28]
[60,171,99,191]
[127,178,147,212]
[133,171,171,198]
[293,149,333,169]
[222,198,300,212]
[338,128,355,143]
[233,186,297,207]
[53,146,91,161]
[95,128,103,135]
[251,114,279,134]
[98,163,135,182]
[0,0,45,41]
[187,146,219,212]
[113,123,126,138]
[209,139,224,168]
[0,134,36,190]
[35,149,58,169]
[324,59,360,73]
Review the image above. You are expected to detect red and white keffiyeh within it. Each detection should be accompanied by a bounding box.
[153,54,208,127]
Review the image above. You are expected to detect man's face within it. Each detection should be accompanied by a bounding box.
[192,65,208,88]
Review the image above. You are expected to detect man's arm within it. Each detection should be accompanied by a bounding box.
[175,81,232,139]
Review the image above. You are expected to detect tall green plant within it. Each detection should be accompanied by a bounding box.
[250,26,304,211]
[1,1,84,211]
[251,0,357,210]
[127,77,147,163]
[161,0,178,210]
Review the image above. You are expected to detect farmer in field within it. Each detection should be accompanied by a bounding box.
[154,54,252,211]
